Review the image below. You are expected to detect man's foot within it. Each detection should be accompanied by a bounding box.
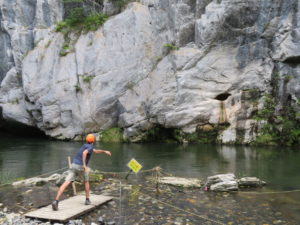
[85,198,91,205]
[52,200,59,211]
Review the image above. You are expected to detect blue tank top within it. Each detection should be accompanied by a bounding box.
[73,143,94,165]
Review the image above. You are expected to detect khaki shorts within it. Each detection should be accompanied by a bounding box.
[65,163,90,182]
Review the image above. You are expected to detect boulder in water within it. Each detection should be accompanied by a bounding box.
[205,173,238,192]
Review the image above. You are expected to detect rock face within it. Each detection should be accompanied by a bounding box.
[1,0,300,143]
[0,0,63,130]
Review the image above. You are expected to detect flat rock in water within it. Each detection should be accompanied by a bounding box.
[159,177,202,188]
[238,177,266,188]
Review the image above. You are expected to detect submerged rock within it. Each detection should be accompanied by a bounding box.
[158,177,202,188]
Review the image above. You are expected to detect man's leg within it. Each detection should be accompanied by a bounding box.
[84,169,91,205]
[84,181,90,201]
[84,181,91,205]
[56,181,71,200]
[52,180,71,210]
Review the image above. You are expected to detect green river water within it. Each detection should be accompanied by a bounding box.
[0,134,300,224]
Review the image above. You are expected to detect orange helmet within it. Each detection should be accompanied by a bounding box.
[86,134,95,143]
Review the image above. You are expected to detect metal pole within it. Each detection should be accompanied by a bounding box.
[119,180,122,225]
[68,156,77,195]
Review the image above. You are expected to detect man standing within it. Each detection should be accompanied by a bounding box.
[52,134,112,211]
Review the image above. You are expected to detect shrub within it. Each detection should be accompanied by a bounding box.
[81,74,95,83]
[163,43,179,51]
[83,13,109,31]
[55,8,108,34]
[56,6,109,58]
[55,21,68,32]
[75,84,82,92]
[64,0,83,3]
[125,81,135,90]
[67,8,86,27]
[10,98,20,104]
[110,0,128,9]
[45,40,52,48]
[59,44,71,56]
[253,93,300,146]
[284,75,293,83]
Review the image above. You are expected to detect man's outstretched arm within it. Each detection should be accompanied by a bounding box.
[93,149,112,156]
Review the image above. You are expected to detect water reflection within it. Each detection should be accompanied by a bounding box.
[0,136,300,190]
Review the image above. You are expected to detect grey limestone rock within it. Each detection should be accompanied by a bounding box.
[0,0,63,81]
[158,176,202,188]
[206,173,238,192]
[238,177,266,188]
[0,0,300,144]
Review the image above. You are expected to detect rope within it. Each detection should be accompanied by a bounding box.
[36,166,69,178]
[0,166,69,187]
[100,174,225,225]
[119,180,122,225]
[6,165,299,197]
[239,189,300,195]
[96,169,300,196]
[139,191,226,225]
[2,165,299,225]
[95,167,160,175]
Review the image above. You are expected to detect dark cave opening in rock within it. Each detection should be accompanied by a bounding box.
[215,93,231,101]
[0,107,46,138]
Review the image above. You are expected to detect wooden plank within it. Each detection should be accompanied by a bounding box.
[25,194,113,222]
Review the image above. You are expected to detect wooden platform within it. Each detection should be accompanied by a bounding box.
[25,194,113,222]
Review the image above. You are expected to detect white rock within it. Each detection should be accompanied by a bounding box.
[238,177,266,187]
[206,173,238,191]
[159,177,202,188]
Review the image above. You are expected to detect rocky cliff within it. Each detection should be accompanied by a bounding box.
[1,0,300,144]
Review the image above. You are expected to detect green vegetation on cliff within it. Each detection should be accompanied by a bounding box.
[253,93,300,146]
[55,8,108,34]
[124,124,229,143]
[163,43,179,52]
[99,128,124,143]
[55,7,108,56]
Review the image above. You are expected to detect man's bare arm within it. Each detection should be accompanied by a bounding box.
[93,149,112,156]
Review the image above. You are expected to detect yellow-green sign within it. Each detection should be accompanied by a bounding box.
[127,158,142,173]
